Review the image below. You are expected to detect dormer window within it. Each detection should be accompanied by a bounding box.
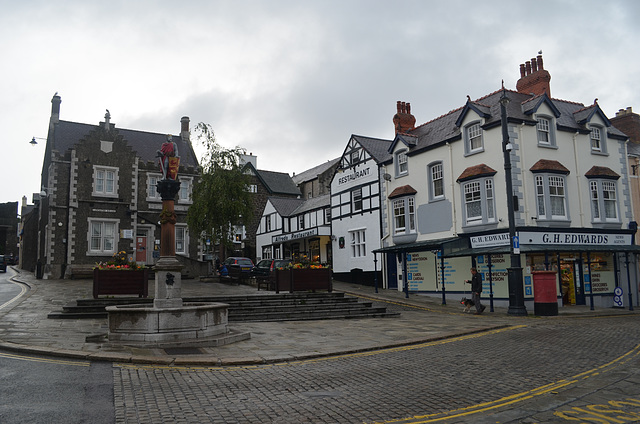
[464,122,484,155]
[590,126,602,151]
[395,149,408,177]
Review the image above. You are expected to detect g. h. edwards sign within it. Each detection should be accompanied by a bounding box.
[471,231,632,248]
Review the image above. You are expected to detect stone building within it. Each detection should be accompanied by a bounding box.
[30,94,202,279]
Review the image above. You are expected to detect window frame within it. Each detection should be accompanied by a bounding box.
[178,177,193,204]
[147,173,161,201]
[352,188,363,212]
[460,177,496,227]
[395,149,408,177]
[392,196,416,235]
[428,162,445,201]
[589,179,619,223]
[175,225,187,255]
[533,173,569,222]
[464,122,484,155]
[93,165,118,198]
[536,116,557,148]
[87,218,118,255]
[349,229,366,258]
[589,125,608,155]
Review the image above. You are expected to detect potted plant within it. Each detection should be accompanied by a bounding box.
[274,259,332,293]
[93,251,149,298]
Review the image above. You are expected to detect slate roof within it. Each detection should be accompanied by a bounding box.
[352,135,393,163]
[403,89,628,155]
[257,169,301,196]
[269,197,305,217]
[52,120,199,168]
[292,158,340,184]
[292,194,330,215]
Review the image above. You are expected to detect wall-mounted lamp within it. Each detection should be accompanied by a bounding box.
[30,137,46,146]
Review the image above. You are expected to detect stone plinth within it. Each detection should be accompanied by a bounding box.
[154,256,183,309]
[106,302,249,347]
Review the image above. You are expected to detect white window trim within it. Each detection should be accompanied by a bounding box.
[428,162,445,201]
[147,173,162,202]
[349,229,366,258]
[589,179,619,223]
[465,122,484,155]
[461,177,496,226]
[178,176,193,204]
[589,125,608,155]
[175,225,188,255]
[87,218,119,256]
[536,116,557,148]
[392,196,416,235]
[93,165,119,198]
[533,173,569,221]
[395,149,408,177]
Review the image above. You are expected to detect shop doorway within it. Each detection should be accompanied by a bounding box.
[561,259,586,305]
[386,253,398,290]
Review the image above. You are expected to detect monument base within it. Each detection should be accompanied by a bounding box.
[106,302,250,348]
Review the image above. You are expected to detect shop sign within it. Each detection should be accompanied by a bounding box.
[470,233,510,248]
[519,231,632,246]
[337,166,371,186]
[272,228,319,243]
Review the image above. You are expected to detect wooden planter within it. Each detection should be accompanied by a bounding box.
[274,268,332,293]
[93,268,149,299]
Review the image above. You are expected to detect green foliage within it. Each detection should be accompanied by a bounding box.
[187,123,253,248]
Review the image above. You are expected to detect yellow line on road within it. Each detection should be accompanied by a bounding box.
[0,280,28,311]
[368,343,640,423]
[0,351,91,367]
[115,325,527,372]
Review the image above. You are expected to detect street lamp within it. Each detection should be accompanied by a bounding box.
[500,88,528,316]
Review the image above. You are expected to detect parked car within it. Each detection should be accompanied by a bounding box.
[0,256,7,273]
[251,259,291,290]
[221,257,254,282]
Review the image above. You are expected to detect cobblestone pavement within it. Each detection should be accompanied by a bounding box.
[112,315,640,423]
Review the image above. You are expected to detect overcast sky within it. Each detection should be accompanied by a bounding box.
[2,0,639,206]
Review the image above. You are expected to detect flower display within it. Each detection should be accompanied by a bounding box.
[94,251,145,270]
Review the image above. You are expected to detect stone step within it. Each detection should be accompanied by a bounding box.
[48,292,399,322]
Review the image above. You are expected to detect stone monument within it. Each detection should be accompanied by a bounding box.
[105,136,249,347]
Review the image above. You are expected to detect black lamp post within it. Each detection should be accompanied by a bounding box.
[500,88,528,316]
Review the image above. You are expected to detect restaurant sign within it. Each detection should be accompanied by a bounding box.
[273,228,319,243]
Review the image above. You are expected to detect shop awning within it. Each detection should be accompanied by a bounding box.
[442,243,640,258]
[372,237,460,254]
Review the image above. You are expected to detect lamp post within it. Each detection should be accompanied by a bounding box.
[500,88,528,316]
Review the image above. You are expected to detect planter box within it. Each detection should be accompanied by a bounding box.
[275,268,332,293]
[93,268,149,299]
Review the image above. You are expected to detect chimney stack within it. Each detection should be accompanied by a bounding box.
[393,101,416,134]
[181,116,190,143]
[50,93,61,124]
[516,54,551,98]
[610,107,640,144]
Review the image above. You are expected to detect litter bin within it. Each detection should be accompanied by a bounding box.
[532,270,558,316]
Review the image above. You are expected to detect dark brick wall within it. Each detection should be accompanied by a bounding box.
[611,108,640,143]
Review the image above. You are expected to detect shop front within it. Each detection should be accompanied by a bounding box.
[269,227,332,266]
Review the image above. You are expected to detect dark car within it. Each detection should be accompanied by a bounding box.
[251,259,291,290]
[222,257,254,282]
[0,256,7,273]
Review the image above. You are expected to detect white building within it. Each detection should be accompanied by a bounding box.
[330,134,391,284]
[375,54,639,310]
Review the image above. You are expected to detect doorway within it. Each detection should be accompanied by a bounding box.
[560,258,585,305]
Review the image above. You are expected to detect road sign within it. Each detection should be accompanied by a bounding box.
[513,235,520,254]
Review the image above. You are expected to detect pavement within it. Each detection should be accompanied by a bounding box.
[1,266,638,366]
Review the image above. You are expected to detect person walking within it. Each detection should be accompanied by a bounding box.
[465,267,486,315]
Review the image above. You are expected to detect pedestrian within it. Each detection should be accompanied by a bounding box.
[465,267,486,315]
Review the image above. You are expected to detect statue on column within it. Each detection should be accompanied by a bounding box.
[157,135,180,180]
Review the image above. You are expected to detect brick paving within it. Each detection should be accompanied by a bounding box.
[2,267,640,423]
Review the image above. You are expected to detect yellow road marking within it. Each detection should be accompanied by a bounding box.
[368,343,640,423]
[0,351,91,367]
[0,280,28,311]
[115,325,526,371]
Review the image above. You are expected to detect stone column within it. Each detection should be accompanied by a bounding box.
[154,179,183,309]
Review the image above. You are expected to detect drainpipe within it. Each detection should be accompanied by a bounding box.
[447,142,457,234]
[572,131,584,227]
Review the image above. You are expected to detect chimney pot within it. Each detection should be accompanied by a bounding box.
[397,101,402,114]
[519,64,526,78]
[406,103,411,114]
[525,61,532,75]
[531,57,538,72]
[537,55,544,70]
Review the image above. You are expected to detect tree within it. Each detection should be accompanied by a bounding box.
[187,123,253,251]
